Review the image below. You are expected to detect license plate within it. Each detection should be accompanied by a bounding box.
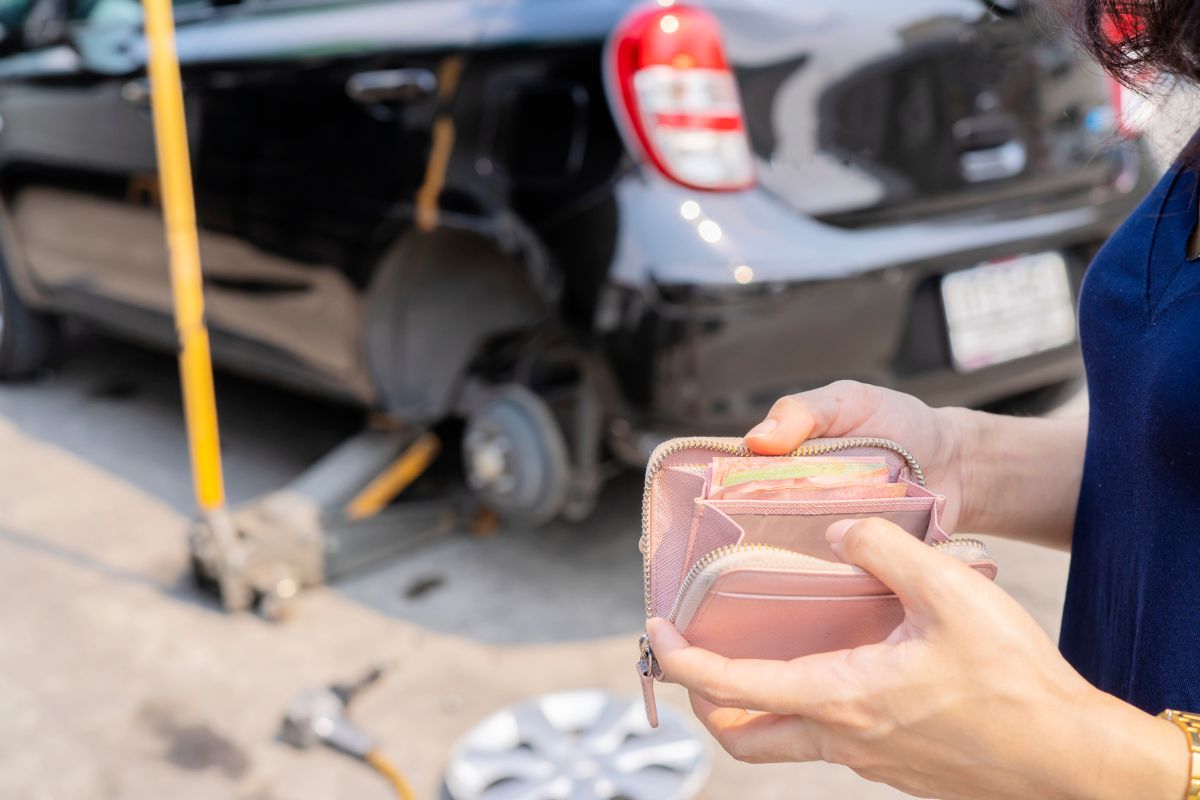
[940,252,1076,372]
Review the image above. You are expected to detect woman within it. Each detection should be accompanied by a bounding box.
[646,2,1200,797]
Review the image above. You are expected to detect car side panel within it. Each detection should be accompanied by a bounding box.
[0,0,494,402]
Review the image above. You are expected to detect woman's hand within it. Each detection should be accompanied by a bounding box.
[648,517,1187,800]
[743,381,1089,547]
[744,381,974,531]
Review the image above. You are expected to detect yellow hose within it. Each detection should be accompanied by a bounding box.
[365,749,417,800]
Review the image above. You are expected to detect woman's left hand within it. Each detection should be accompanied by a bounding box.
[647,517,1187,800]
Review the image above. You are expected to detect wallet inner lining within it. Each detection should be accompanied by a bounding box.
[650,457,940,618]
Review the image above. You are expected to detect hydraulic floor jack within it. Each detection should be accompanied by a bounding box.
[188,426,456,617]
[140,0,457,619]
[143,1,425,793]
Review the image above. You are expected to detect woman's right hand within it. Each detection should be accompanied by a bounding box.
[648,515,1187,800]
[744,381,976,532]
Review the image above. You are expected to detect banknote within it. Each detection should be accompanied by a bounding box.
[712,481,909,501]
[708,456,898,501]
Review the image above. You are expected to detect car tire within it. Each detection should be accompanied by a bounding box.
[0,256,58,380]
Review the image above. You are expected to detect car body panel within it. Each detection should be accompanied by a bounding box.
[603,161,1138,288]
[711,0,1126,221]
[0,0,490,401]
[0,0,1157,426]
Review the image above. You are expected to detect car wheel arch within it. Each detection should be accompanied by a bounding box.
[362,228,549,420]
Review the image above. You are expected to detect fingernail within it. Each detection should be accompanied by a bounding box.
[747,418,778,437]
[825,519,856,547]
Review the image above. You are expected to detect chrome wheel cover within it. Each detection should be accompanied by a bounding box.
[445,690,709,800]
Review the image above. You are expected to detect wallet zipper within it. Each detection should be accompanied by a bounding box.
[668,543,853,624]
[668,538,991,627]
[637,436,929,700]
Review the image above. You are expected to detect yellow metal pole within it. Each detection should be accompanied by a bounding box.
[141,0,226,513]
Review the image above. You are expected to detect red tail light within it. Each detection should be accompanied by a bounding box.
[1101,11,1153,137]
[1101,11,1143,46]
[1107,77,1134,138]
[607,2,754,192]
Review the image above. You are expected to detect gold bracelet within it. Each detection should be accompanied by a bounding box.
[1159,709,1200,799]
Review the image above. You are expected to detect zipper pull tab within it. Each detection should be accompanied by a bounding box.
[636,634,662,728]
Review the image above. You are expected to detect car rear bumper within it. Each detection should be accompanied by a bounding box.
[601,245,1090,437]
[610,337,1083,462]
[596,144,1156,437]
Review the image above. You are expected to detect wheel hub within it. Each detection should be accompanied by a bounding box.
[464,424,517,494]
[460,385,572,524]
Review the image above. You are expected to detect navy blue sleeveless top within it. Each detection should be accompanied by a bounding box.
[1060,150,1200,714]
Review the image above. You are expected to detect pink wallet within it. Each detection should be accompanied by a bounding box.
[636,436,998,727]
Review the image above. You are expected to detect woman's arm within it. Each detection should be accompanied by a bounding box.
[745,381,1087,549]
[951,408,1087,550]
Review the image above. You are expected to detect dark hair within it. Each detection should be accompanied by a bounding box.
[1071,0,1200,85]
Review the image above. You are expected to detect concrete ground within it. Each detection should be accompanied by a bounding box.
[0,334,1082,800]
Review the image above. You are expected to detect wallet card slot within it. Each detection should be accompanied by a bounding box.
[675,497,933,596]
[681,587,905,660]
[708,477,935,506]
[706,482,943,546]
[648,466,711,618]
[726,508,932,561]
[675,501,744,607]
[706,494,934,515]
